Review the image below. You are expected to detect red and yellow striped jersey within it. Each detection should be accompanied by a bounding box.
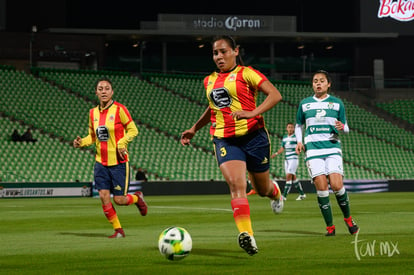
[204,65,267,138]
[80,101,138,166]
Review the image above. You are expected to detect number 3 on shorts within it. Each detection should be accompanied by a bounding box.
[220,147,227,157]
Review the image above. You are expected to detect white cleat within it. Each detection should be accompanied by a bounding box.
[271,196,284,214]
[296,194,307,200]
[271,180,284,214]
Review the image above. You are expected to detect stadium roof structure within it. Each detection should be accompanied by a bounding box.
[46,27,399,43]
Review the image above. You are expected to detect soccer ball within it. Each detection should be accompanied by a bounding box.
[158,226,192,261]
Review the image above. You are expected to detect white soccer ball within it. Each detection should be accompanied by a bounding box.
[158,226,192,261]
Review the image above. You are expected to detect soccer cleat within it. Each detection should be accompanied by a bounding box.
[247,189,257,196]
[270,181,284,214]
[238,232,258,256]
[271,197,284,214]
[325,225,336,236]
[134,191,148,216]
[296,194,307,200]
[344,217,359,235]
[108,228,125,238]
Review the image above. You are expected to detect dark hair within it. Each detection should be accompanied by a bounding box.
[211,35,244,66]
[95,77,113,90]
[286,122,294,126]
[312,70,331,83]
[212,35,237,49]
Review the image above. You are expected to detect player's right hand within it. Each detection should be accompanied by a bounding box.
[73,136,82,148]
[180,130,195,146]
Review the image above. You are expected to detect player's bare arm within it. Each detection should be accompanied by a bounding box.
[181,106,210,145]
[231,81,281,120]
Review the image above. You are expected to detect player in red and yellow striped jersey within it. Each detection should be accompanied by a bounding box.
[181,36,284,255]
[74,77,147,238]
[204,64,266,138]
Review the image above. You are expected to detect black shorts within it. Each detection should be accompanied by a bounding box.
[213,128,271,173]
[94,162,130,196]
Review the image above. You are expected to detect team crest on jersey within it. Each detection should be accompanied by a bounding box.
[328,102,334,109]
[109,115,115,122]
[209,87,232,108]
[96,125,110,141]
[228,73,237,82]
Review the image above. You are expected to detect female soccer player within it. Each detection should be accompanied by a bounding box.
[180,35,284,255]
[73,77,148,238]
[295,70,359,236]
[271,122,306,200]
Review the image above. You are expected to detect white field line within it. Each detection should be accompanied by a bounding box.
[150,205,233,212]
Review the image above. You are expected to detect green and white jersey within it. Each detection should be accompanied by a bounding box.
[282,134,298,160]
[296,94,347,161]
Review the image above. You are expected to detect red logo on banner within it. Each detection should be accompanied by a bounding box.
[378,0,414,21]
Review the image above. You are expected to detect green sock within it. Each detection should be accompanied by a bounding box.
[335,188,351,218]
[293,180,305,195]
[317,192,333,226]
[283,181,292,197]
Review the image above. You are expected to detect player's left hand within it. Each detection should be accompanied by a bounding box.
[335,120,344,131]
[231,110,254,120]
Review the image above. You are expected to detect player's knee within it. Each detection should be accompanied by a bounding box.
[113,196,126,205]
[256,190,267,197]
[255,184,272,197]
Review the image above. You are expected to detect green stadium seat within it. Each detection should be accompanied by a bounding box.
[2,68,414,181]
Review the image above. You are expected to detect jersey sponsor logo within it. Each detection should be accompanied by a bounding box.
[315,109,327,121]
[96,125,110,141]
[209,87,232,108]
[310,126,330,133]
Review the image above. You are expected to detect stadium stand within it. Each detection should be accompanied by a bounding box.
[0,116,94,182]
[1,67,413,182]
[376,100,414,124]
[144,72,414,180]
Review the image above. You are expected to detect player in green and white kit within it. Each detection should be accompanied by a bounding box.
[271,122,306,200]
[295,70,359,236]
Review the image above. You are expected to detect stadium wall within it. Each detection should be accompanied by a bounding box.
[1,180,413,198]
[0,182,92,198]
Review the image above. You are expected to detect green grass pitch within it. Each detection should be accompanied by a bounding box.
[0,192,413,274]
